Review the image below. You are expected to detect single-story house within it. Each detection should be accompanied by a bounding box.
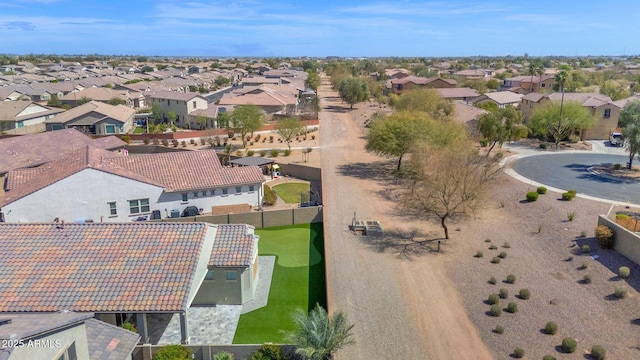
[45,100,135,135]
[0,222,260,344]
[0,312,139,360]
[470,91,524,108]
[436,87,480,102]
[0,147,264,223]
[0,101,64,134]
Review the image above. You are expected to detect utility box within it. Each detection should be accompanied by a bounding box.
[170,209,180,218]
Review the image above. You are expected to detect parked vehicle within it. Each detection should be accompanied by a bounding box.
[610,132,624,147]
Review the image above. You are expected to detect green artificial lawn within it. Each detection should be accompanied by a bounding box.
[133,127,144,134]
[233,223,326,344]
[272,183,311,204]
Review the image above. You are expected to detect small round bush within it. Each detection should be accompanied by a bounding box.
[499,251,507,258]
[475,250,483,258]
[583,273,592,284]
[595,225,614,249]
[488,294,500,305]
[502,242,511,248]
[591,345,606,360]
[507,302,518,313]
[213,352,234,360]
[246,150,254,156]
[513,347,525,358]
[539,142,548,149]
[493,325,504,334]
[561,337,577,353]
[489,244,497,250]
[506,274,516,284]
[270,149,279,157]
[488,276,497,285]
[519,288,530,300]
[153,345,192,360]
[283,149,292,156]
[485,238,491,242]
[491,256,501,264]
[490,304,502,317]
[545,321,558,335]
[615,286,628,299]
[582,244,591,254]
[526,191,539,202]
[259,150,266,157]
[499,288,508,299]
[562,192,573,201]
[537,186,547,194]
[580,260,589,270]
[568,189,577,196]
[619,266,630,279]
[543,356,556,360]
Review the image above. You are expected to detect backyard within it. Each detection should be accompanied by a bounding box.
[233,223,326,344]
[272,182,311,204]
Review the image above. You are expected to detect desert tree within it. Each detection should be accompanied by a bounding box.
[47,94,62,107]
[337,77,369,109]
[403,142,501,240]
[283,304,355,360]
[167,111,178,126]
[305,70,320,90]
[391,88,454,121]
[619,100,640,169]
[528,101,595,149]
[107,97,125,106]
[230,104,265,146]
[151,103,164,124]
[477,106,526,156]
[77,96,92,105]
[276,117,305,150]
[196,114,208,130]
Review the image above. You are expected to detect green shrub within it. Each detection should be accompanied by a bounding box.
[502,242,511,248]
[545,322,558,335]
[475,250,483,258]
[491,256,500,264]
[507,302,518,313]
[499,288,508,299]
[250,344,283,360]
[499,251,507,258]
[537,186,547,194]
[580,230,587,237]
[539,142,547,149]
[260,150,266,157]
[513,347,525,358]
[615,286,628,299]
[619,266,630,278]
[488,294,500,305]
[567,211,576,221]
[120,322,136,332]
[595,225,614,249]
[494,325,504,334]
[614,163,622,170]
[583,273,592,284]
[270,149,279,157]
[526,191,539,202]
[488,276,497,285]
[568,134,581,143]
[616,213,630,220]
[591,345,606,360]
[568,189,577,196]
[489,244,497,250]
[490,304,502,317]
[479,138,488,147]
[519,288,530,300]
[246,150,254,156]
[283,149,292,156]
[153,345,191,360]
[263,185,278,206]
[213,352,234,360]
[506,274,516,284]
[562,192,573,201]
[543,356,556,360]
[582,245,591,254]
[121,135,131,144]
[580,260,589,270]
[561,337,577,353]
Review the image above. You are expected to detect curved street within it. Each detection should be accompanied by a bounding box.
[512,153,640,204]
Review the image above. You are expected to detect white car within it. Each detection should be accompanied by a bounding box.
[610,132,624,147]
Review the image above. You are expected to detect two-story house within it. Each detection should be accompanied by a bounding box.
[145,91,209,128]
[389,75,457,95]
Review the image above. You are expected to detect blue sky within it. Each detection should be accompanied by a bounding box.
[0,0,638,57]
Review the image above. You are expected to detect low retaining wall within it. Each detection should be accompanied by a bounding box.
[133,344,297,360]
[598,205,640,266]
[157,206,323,228]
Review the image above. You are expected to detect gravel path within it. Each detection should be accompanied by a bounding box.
[319,79,493,359]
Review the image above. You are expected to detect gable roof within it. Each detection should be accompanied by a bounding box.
[391,75,456,86]
[45,101,135,125]
[59,87,127,102]
[472,91,523,105]
[146,91,207,102]
[210,224,258,267]
[0,222,213,312]
[0,101,63,121]
[0,128,125,174]
[436,87,480,99]
[85,318,140,360]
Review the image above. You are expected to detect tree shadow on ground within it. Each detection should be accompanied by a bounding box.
[336,160,398,182]
[358,227,445,259]
[323,105,349,113]
[564,162,628,184]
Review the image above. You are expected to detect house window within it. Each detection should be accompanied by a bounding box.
[249,185,255,192]
[129,198,150,214]
[193,191,199,198]
[210,189,215,195]
[52,123,63,130]
[604,109,611,118]
[181,193,188,202]
[222,188,228,195]
[57,342,77,360]
[108,202,117,216]
[16,122,23,128]
[193,101,197,109]
[235,186,242,193]
[205,271,215,280]
[201,191,206,197]
[225,271,237,281]
[105,124,116,134]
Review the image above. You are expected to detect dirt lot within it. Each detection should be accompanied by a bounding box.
[318,79,640,359]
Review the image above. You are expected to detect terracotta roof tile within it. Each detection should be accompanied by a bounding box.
[0,222,210,312]
[210,224,257,267]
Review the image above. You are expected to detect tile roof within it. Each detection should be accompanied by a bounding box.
[436,87,480,98]
[0,128,125,174]
[85,318,140,360]
[45,101,135,125]
[0,222,211,312]
[0,101,63,121]
[210,224,258,267]
[0,311,93,341]
[391,75,456,85]
[473,91,523,105]
[146,91,206,102]
[59,88,128,102]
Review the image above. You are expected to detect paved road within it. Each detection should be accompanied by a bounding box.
[512,153,640,204]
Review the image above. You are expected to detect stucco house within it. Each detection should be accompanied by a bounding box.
[218,87,298,118]
[0,147,264,224]
[0,222,260,344]
[389,75,456,94]
[145,91,209,128]
[436,87,480,101]
[521,92,621,140]
[44,100,135,135]
[519,74,556,93]
[0,312,139,360]
[0,101,64,134]
[470,91,524,108]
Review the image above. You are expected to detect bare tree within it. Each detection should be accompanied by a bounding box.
[403,143,501,240]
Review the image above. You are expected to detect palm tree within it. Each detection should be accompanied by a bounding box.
[528,62,538,94]
[536,65,546,93]
[553,70,570,149]
[284,304,355,360]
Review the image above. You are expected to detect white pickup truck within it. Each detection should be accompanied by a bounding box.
[610,132,624,147]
